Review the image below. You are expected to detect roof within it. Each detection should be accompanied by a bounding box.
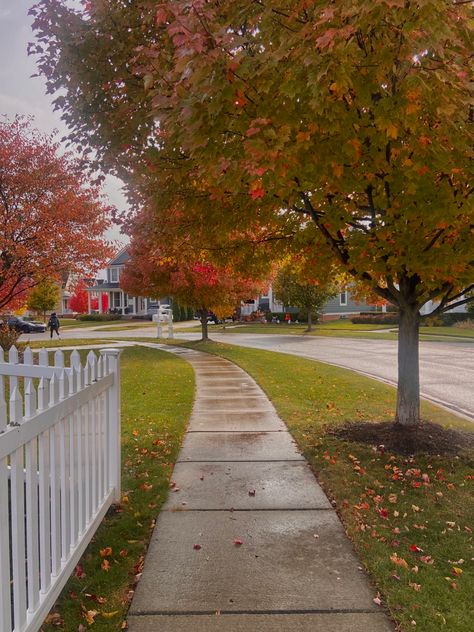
[108,249,130,267]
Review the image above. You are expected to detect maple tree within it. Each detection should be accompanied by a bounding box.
[273,262,337,331]
[69,279,109,313]
[26,277,60,320]
[32,1,474,426]
[68,280,90,314]
[0,116,113,312]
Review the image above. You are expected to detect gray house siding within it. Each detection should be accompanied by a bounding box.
[322,291,376,316]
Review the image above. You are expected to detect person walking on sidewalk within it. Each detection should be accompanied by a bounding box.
[47,312,60,338]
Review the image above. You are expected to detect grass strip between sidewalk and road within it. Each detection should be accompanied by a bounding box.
[176,322,474,343]
[176,340,474,632]
[40,345,194,632]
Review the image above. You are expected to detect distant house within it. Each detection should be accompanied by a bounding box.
[245,286,382,320]
[86,249,163,316]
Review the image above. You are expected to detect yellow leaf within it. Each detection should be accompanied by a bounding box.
[102,611,119,619]
[386,123,398,139]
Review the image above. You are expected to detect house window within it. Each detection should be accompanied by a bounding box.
[340,291,347,306]
[110,267,119,283]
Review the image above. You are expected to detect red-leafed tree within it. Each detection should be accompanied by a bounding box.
[91,293,109,313]
[69,280,109,313]
[0,116,114,311]
[69,280,89,313]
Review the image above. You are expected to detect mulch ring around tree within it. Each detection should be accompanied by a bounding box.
[328,420,474,456]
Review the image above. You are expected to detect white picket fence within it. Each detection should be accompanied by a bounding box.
[0,346,121,632]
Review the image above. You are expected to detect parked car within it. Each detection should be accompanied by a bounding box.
[6,316,47,333]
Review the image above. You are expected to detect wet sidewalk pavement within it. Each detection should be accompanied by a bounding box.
[127,346,394,631]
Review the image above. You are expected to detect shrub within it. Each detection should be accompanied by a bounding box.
[439,312,471,326]
[422,315,444,327]
[0,323,22,352]
[454,319,474,330]
[351,313,399,325]
[76,313,122,321]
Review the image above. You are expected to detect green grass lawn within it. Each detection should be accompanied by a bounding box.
[179,340,474,632]
[61,319,141,329]
[41,345,195,631]
[27,338,118,349]
[419,326,474,339]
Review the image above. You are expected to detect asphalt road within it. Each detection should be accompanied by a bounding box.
[210,333,474,422]
[21,325,473,422]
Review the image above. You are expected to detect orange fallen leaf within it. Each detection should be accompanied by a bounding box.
[100,547,112,558]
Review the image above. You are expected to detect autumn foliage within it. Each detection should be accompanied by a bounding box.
[0,117,113,311]
[32,1,473,424]
[121,211,265,339]
[69,280,108,313]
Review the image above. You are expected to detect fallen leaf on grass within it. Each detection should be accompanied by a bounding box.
[100,547,112,557]
[44,613,64,626]
[390,553,409,569]
[75,565,86,579]
[84,610,98,625]
[102,611,119,619]
[101,559,110,572]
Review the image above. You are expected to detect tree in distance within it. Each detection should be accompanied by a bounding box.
[26,278,60,321]
[273,261,338,331]
[32,1,474,427]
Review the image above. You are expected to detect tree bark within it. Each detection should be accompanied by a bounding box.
[306,310,313,332]
[396,303,421,426]
[199,309,209,341]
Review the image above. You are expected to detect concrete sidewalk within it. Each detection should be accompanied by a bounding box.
[127,347,394,631]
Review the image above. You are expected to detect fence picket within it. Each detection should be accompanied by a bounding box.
[0,453,12,631]
[10,389,27,631]
[26,436,40,613]
[0,347,6,426]
[38,429,51,594]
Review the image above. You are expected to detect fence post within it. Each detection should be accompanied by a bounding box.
[100,349,122,503]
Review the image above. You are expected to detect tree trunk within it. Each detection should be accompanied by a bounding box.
[306,310,313,332]
[199,309,209,342]
[396,304,420,426]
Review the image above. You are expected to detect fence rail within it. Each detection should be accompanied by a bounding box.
[0,346,121,632]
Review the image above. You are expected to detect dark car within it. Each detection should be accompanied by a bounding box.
[7,316,47,333]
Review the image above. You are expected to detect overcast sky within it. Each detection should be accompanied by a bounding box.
[0,0,128,246]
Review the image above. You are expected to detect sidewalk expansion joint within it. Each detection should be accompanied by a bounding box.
[131,608,379,617]
[186,430,285,434]
[175,459,304,463]
[162,507,334,512]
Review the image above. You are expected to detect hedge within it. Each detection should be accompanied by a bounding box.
[77,313,123,321]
